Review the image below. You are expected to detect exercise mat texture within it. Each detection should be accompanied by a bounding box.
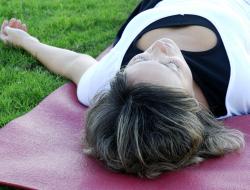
[0,45,250,190]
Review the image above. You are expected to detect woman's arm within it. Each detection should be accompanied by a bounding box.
[0,18,97,85]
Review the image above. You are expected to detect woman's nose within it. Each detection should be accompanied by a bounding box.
[150,40,168,57]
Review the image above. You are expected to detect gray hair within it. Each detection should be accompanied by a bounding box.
[82,71,245,178]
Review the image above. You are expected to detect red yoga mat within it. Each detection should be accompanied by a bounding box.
[0,44,250,190]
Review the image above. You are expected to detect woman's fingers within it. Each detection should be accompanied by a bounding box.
[1,18,27,33]
[22,24,27,32]
[16,20,21,29]
[1,20,8,35]
[7,18,24,30]
[9,18,17,28]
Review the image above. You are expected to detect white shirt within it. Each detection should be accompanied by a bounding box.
[77,0,250,119]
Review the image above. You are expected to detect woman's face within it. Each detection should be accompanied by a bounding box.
[125,38,194,96]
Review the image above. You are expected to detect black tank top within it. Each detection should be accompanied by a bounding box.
[114,4,230,117]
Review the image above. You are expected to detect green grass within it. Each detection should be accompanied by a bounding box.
[0,186,18,190]
[0,0,139,189]
[0,0,140,128]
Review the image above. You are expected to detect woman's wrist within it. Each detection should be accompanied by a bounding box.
[21,35,40,52]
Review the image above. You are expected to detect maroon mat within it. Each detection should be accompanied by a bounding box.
[0,44,250,190]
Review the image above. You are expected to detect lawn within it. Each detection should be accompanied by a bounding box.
[0,0,140,189]
[0,0,140,128]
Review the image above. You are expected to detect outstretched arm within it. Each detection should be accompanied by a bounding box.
[0,18,97,85]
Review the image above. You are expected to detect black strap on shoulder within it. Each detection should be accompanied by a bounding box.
[114,0,163,46]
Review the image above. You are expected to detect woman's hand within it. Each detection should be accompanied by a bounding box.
[0,18,38,48]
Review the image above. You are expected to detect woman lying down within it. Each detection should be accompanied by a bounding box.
[1,0,249,178]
